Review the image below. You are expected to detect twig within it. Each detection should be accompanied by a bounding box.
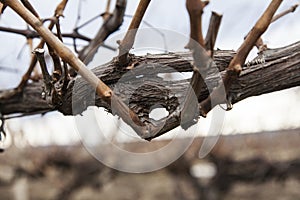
[118,0,151,66]
[185,0,208,49]
[62,32,91,41]
[47,42,62,80]
[103,0,111,20]
[205,11,223,56]
[55,18,70,92]
[124,14,168,53]
[199,0,283,116]
[55,0,68,18]
[246,3,299,52]
[21,0,40,19]
[0,26,95,42]
[181,0,212,128]
[0,66,18,73]
[231,0,283,67]
[272,3,299,23]
[74,0,82,28]
[45,16,67,82]
[33,48,53,96]
[0,26,39,38]
[15,0,69,92]
[3,0,154,139]
[254,3,299,52]
[74,14,102,31]
[78,0,127,64]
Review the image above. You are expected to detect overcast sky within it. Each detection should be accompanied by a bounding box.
[1,0,300,146]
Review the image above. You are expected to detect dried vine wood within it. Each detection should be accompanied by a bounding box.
[1,0,156,139]
[118,0,151,66]
[205,11,222,56]
[16,0,69,92]
[1,41,300,139]
[78,0,127,64]
[0,0,299,140]
[181,0,212,128]
[199,0,283,115]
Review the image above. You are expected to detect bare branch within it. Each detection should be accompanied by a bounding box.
[0,0,298,140]
[230,0,283,70]
[33,48,53,97]
[103,0,111,20]
[272,3,299,23]
[78,0,127,64]
[21,0,40,19]
[181,0,212,128]
[0,66,18,73]
[118,0,151,66]
[0,26,38,38]
[247,3,299,53]
[199,0,283,115]
[2,42,300,139]
[185,0,208,49]
[181,46,211,128]
[0,26,93,42]
[205,11,223,56]
[54,0,68,17]
[3,0,155,139]
[15,0,69,93]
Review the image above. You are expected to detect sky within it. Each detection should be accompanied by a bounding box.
[0,0,300,147]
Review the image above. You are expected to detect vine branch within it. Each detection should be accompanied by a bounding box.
[199,0,283,115]
[118,0,151,66]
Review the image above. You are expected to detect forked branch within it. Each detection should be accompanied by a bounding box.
[229,0,283,71]
[16,0,69,92]
[0,0,298,141]
[78,0,127,64]
[199,0,283,115]
[247,3,299,52]
[2,0,155,139]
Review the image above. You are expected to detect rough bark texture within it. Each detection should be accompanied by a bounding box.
[1,41,300,120]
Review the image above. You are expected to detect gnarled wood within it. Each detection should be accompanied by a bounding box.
[1,41,300,138]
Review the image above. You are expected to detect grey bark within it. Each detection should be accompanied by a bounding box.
[0,41,300,127]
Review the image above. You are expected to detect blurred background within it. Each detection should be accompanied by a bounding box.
[0,0,300,199]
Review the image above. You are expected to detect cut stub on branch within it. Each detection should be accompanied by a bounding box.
[205,11,223,56]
